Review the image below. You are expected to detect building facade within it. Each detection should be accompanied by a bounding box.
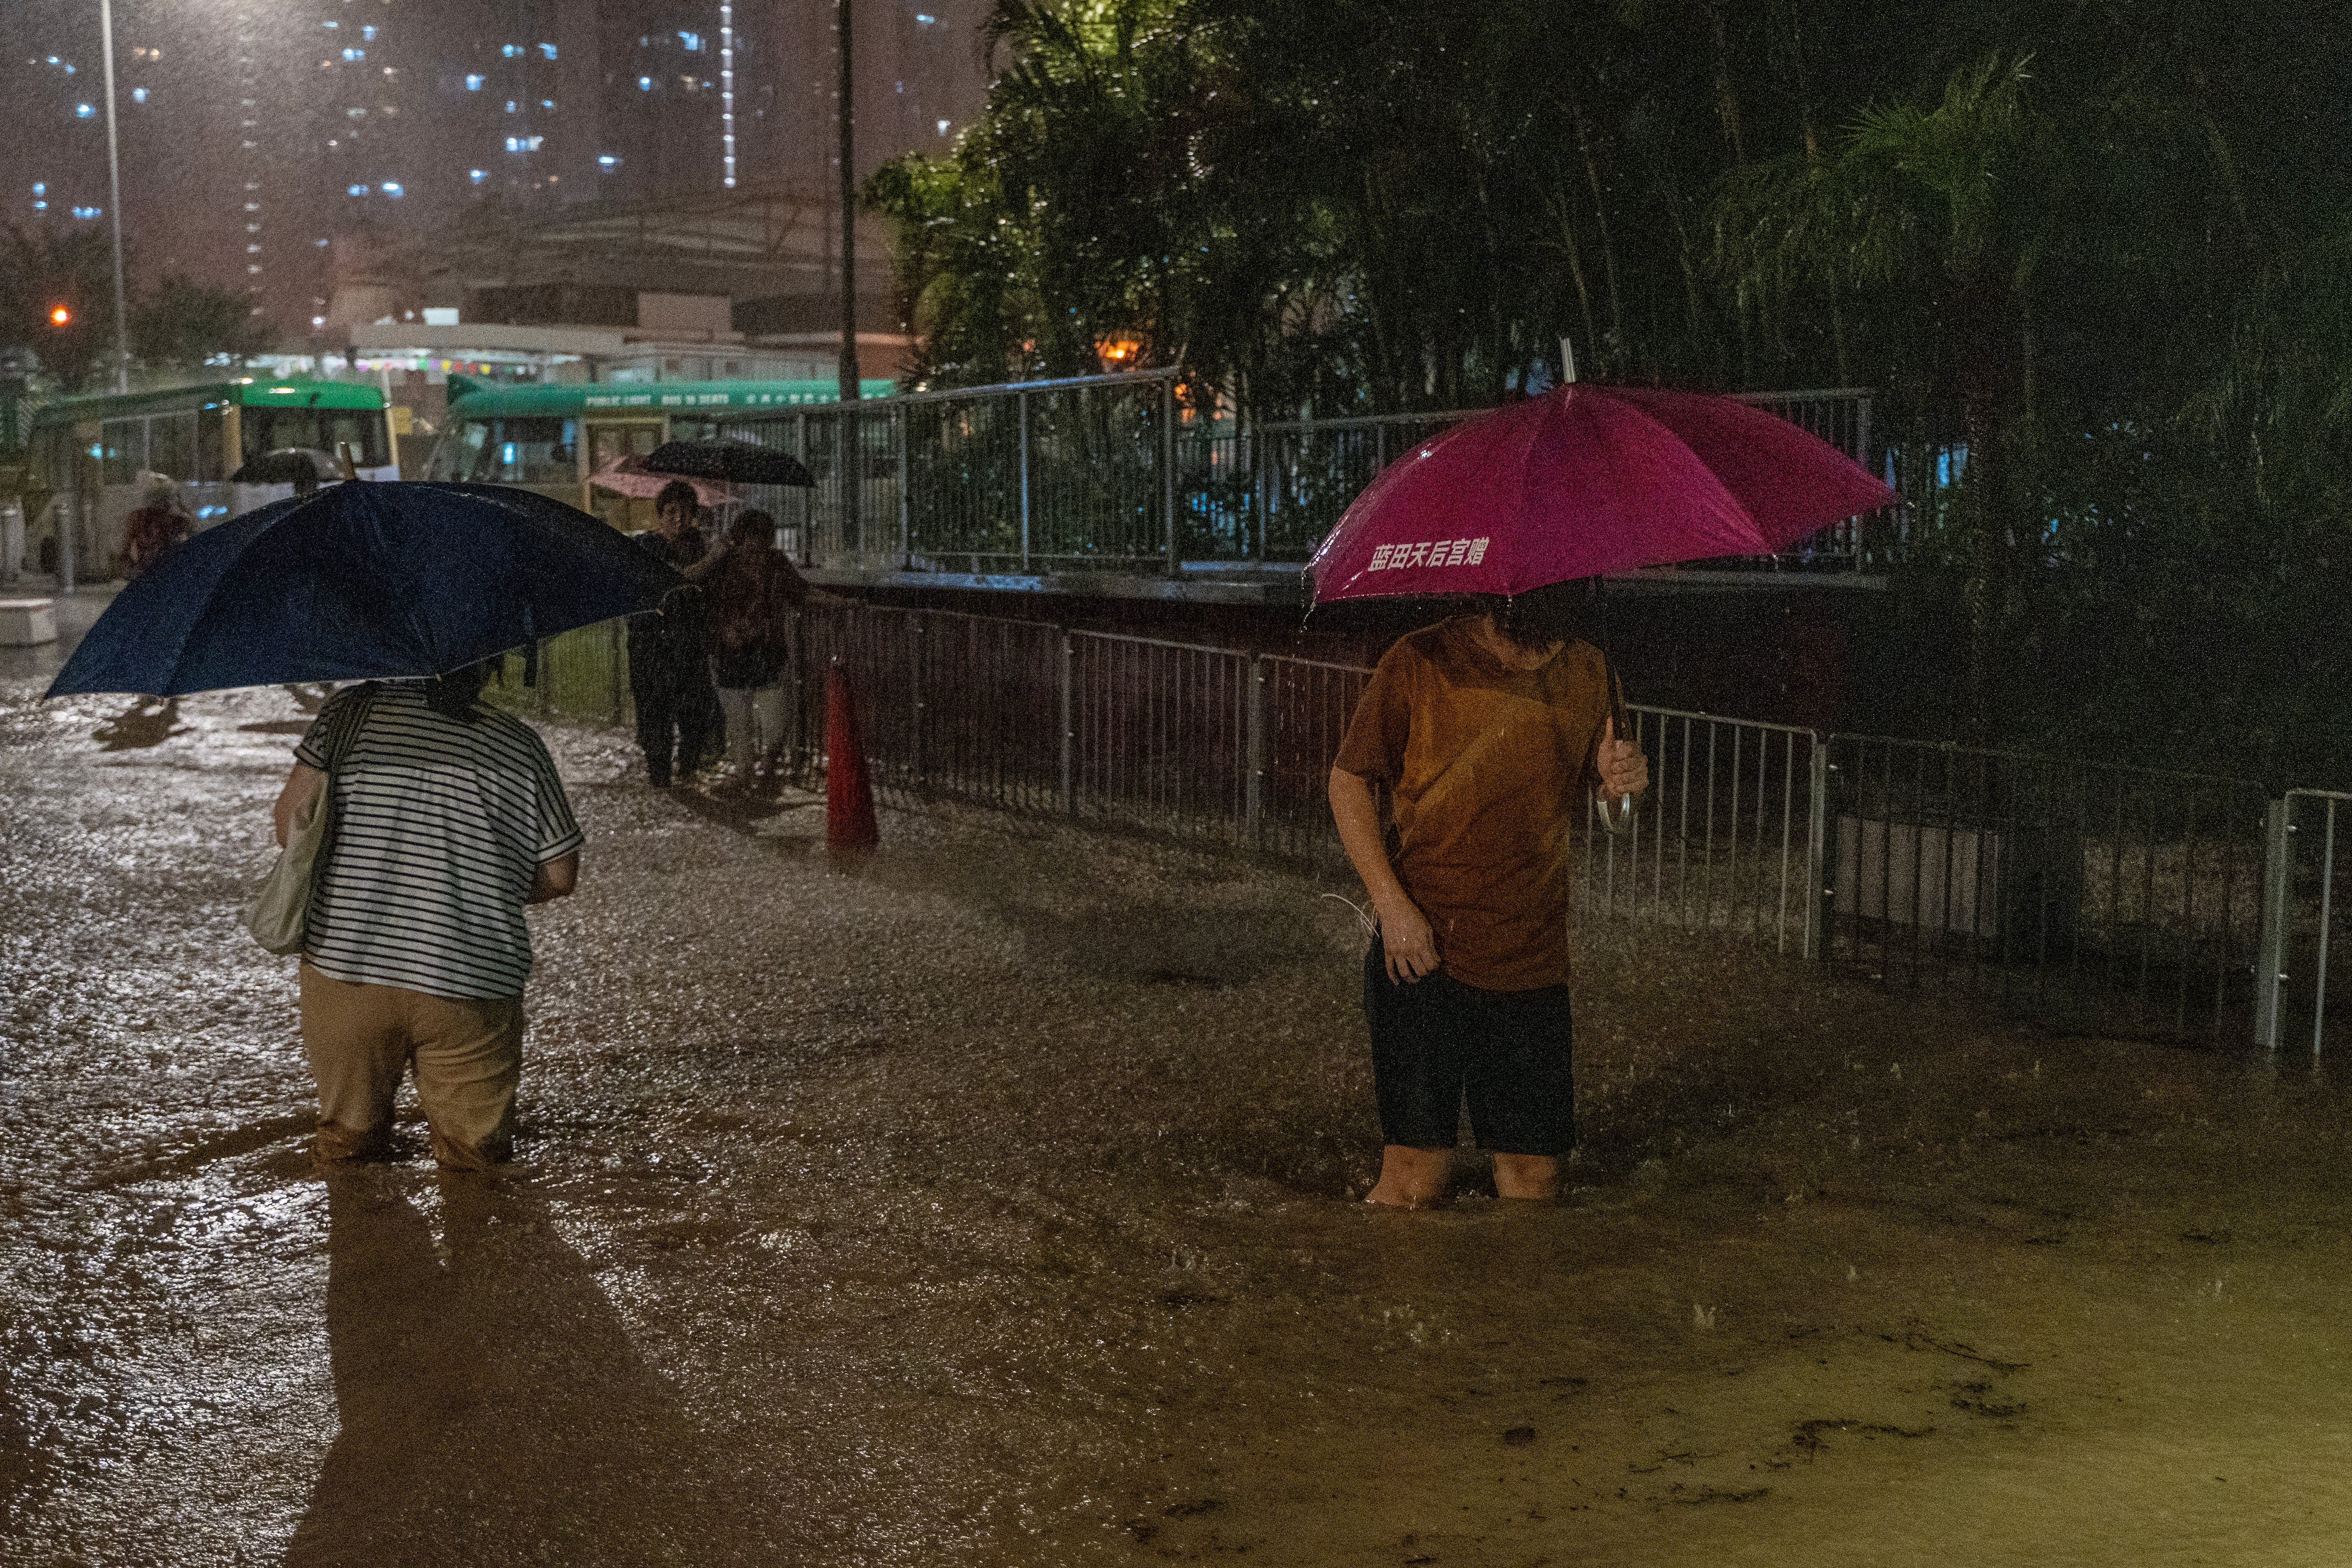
[1,0,991,347]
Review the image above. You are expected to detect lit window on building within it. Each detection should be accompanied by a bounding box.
[469,168,488,183]
[938,118,950,134]
[598,154,618,167]
[32,183,45,195]
[32,201,46,211]
[342,48,365,62]
[72,205,101,218]
[505,135,543,152]
[917,12,937,22]
[382,182,404,197]
[680,31,702,49]
[348,183,369,195]
[75,104,94,118]
[466,73,485,89]
[638,76,653,90]
[131,88,147,103]
[506,100,518,112]
[541,99,555,110]
[363,25,377,40]
[501,43,522,57]
[539,43,557,59]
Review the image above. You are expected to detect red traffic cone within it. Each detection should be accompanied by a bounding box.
[825,659,880,848]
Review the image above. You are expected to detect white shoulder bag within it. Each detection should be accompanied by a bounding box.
[242,689,373,955]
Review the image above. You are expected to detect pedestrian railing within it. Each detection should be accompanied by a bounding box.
[2255,790,2352,1056]
[510,600,2333,1050]
[685,374,1893,577]
[1821,735,2267,1040]
[1593,710,1825,956]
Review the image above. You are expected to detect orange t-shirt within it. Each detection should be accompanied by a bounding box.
[1333,617,1613,991]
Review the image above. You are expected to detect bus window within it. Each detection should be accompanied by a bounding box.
[321,409,388,469]
[101,418,144,485]
[242,407,389,468]
[475,417,576,483]
[428,420,490,480]
[149,411,196,481]
[196,403,226,482]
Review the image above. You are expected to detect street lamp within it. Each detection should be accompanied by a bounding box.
[97,0,133,393]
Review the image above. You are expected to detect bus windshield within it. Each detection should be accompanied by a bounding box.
[242,406,390,469]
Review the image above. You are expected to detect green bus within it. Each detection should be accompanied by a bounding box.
[428,374,895,532]
[25,377,396,580]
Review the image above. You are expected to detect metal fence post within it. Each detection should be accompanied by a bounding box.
[2256,796,2293,1049]
[608,619,624,726]
[897,405,911,568]
[911,613,928,791]
[1058,630,1076,815]
[1162,374,1179,577]
[1804,734,1831,962]
[1017,389,1032,572]
[795,412,811,566]
[1245,658,1267,852]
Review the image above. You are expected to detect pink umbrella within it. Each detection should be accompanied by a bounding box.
[1307,382,1897,603]
[589,454,739,509]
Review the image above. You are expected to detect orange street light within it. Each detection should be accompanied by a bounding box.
[48,304,73,327]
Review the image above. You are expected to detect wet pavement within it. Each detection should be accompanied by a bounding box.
[9,642,2352,1565]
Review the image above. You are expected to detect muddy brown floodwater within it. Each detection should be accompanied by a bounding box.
[8,665,2352,1566]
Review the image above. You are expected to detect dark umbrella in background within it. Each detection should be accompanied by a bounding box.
[46,481,685,698]
[641,440,815,488]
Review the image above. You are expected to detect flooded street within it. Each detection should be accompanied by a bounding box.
[8,640,2352,1566]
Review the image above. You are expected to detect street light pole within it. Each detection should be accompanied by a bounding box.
[836,0,859,404]
[97,0,132,393]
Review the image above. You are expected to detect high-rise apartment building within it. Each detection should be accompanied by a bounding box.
[0,1,993,345]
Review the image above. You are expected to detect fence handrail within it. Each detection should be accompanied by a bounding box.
[1645,706,1819,742]
[1824,730,2266,793]
[1255,407,1491,435]
[1069,628,1250,659]
[2285,788,2352,804]
[763,366,1178,414]
[1733,387,1877,404]
[1258,653,1375,678]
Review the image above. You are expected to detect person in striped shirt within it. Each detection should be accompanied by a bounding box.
[271,662,584,1169]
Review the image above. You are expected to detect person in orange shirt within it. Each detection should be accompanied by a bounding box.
[1328,585,1649,1207]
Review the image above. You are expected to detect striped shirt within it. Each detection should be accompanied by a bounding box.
[294,683,583,1000]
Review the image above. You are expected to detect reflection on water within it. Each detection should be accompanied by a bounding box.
[93,697,182,751]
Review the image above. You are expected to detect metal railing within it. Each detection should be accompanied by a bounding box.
[1588,709,1825,955]
[2256,790,2352,1055]
[1822,735,2267,1039]
[686,374,1889,576]
[503,600,2338,1052]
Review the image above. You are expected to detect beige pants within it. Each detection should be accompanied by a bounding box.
[299,964,524,1170]
[716,683,788,773]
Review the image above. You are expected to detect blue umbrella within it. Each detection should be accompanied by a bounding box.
[46,480,686,698]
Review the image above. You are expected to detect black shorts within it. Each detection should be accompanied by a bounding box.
[1363,942,1575,1156]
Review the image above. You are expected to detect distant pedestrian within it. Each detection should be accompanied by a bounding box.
[626,481,723,788]
[688,509,808,788]
[271,662,582,1169]
[118,473,192,579]
[1327,586,1648,1207]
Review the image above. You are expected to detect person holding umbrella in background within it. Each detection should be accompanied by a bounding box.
[687,509,810,790]
[627,480,723,788]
